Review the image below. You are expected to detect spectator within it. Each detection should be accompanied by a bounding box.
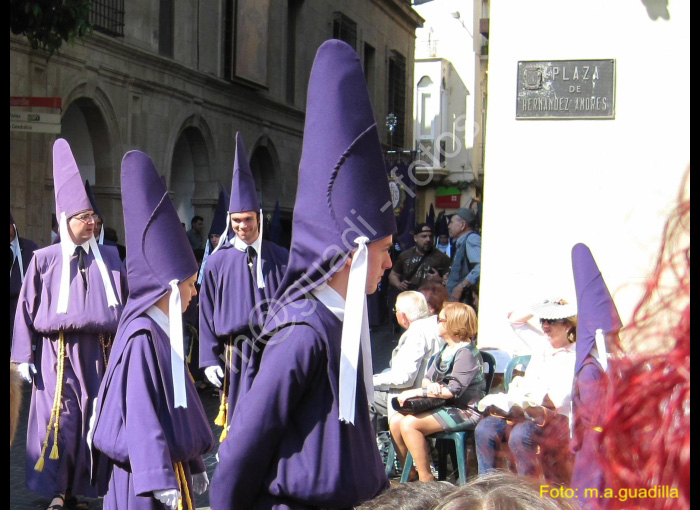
[391,303,485,482]
[389,223,451,292]
[475,299,577,485]
[186,215,205,251]
[10,210,38,346]
[418,281,450,317]
[445,209,481,306]
[356,481,456,510]
[370,291,443,433]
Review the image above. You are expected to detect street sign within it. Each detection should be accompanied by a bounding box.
[10,112,61,124]
[10,121,61,134]
[10,97,62,109]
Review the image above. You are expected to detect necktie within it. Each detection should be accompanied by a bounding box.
[75,246,88,290]
[246,246,257,284]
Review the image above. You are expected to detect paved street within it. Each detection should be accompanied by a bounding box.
[10,323,399,510]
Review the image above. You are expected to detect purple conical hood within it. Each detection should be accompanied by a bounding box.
[229,133,260,213]
[119,150,199,327]
[572,243,622,374]
[53,139,93,219]
[271,40,396,310]
[209,186,231,237]
[84,180,102,218]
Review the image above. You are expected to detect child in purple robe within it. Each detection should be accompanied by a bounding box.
[91,150,214,510]
[11,140,126,510]
[199,133,288,440]
[209,40,395,510]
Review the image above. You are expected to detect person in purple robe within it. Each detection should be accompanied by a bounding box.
[10,209,38,346]
[209,40,396,510]
[11,139,126,510]
[569,243,622,508]
[91,150,215,510]
[198,133,288,439]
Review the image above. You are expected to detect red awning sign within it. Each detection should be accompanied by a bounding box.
[10,97,62,109]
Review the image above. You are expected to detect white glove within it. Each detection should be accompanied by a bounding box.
[192,471,209,495]
[205,366,224,388]
[153,489,180,509]
[17,363,37,383]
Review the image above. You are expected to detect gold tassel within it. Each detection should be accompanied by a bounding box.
[214,337,232,431]
[219,425,228,443]
[34,331,66,472]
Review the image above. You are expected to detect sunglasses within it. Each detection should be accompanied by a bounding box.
[540,318,566,325]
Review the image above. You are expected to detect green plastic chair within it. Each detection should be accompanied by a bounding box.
[398,350,496,485]
[504,355,531,392]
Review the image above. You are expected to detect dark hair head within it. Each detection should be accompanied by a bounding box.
[418,282,450,315]
[355,481,456,510]
[191,215,204,225]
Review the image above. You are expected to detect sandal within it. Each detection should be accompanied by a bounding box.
[46,494,65,510]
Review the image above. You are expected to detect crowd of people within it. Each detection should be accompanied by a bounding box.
[9,39,689,510]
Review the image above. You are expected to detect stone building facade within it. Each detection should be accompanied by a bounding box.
[10,0,422,246]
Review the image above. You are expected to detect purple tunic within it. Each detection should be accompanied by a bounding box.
[92,316,214,509]
[11,236,38,345]
[570,355,605,508]
[10,243,125,497]
[209,297,389,510]
[198,240,287,417]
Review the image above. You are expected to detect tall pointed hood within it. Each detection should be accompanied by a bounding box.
[119,150,199,407]
[273,40,396,309]
[572,243,622,374]
[270,40,396,424]
[84,180,105,244]
[53,139,93,220]
[269,200,282,244]
[197,186,231,284]
[52,139,119,314]
[228,133,260,214]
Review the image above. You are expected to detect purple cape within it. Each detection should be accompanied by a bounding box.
[209,298,388,510]
[92,317,214,508]
[198,239,287,417]
[10,243,126,497]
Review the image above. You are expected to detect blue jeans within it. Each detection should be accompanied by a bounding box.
[475,414,569,478]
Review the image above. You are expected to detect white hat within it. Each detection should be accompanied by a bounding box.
[531,299,577,320]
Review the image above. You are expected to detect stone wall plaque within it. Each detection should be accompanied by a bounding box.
[516,59,615,119]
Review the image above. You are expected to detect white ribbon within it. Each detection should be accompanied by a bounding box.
[10,231,25,283]
[88,236,120,308]
[97,227,104,245]
[56,213,120,314]
[594,328,609,371]
[256,208,265,289]
[338,237,374,424]
[169,280,188,408]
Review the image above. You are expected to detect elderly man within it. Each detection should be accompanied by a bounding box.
[446,209,481,306]
[370,291,444,433]
[11,139,125,509]
[389,223,451,292]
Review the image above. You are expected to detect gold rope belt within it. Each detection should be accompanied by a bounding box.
[214,336,233,442]
[173,461,194,510]
[35,331,66,472]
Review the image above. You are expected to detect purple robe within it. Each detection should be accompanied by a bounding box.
[570,355,605,508]
[10,243,125,497]
[198,240,287,418]
[209,297,389,510]
[11,235,38,345]
[92,316,214,509]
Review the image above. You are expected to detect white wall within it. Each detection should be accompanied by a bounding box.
[479,0,690,351]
